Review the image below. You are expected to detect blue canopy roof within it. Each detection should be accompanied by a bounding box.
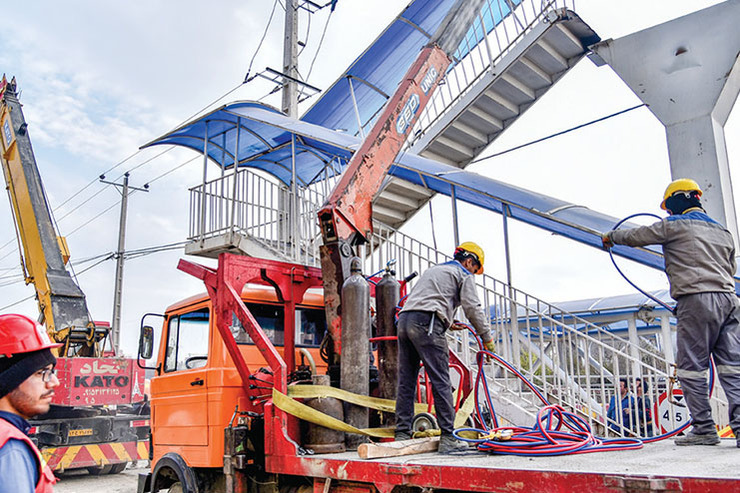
[144,102,356,186]
[143,102,740,292]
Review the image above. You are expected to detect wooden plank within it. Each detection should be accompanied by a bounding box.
[357,437,440,459]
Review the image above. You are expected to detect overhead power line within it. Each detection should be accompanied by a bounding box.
[304,6,334,83]
[469,104,647,165]
[0,294,35,312]
[245,0,282,82]
[53,149,141,212]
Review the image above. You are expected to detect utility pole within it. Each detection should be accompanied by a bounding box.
[281,0,299,253]
[99,172,148,355]
[282,0,299,117]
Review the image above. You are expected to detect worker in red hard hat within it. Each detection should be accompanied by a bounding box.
[603,179,740,448]
[394,242,494,454]
[0,314,61,492]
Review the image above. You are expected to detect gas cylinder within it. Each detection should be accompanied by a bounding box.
[303,374,346,453]
[340,256,370,449]
[375,267,400,425]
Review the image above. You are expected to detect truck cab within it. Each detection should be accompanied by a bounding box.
[144,283,327,472]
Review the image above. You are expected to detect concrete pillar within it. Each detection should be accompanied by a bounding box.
[592,0,740,244]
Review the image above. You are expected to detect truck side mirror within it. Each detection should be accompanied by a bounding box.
[139,325,154,360]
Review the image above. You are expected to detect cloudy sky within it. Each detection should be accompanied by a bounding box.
[0,0,736,356]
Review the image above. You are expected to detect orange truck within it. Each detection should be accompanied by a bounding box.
[139,263,328,471]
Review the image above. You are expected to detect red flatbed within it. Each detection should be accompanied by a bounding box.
[267,438,740,492]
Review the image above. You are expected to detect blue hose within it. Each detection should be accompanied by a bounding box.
[607,213,675,313]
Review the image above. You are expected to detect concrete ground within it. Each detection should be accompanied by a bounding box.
[55,462,146,493]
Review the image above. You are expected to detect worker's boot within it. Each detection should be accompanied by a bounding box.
[395,431,412,441]
[438,433,469,454]
[674,430,720,446]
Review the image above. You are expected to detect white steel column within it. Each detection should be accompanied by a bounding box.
[199,121,209,242]
[627,315,641,378]
[660,315,675,364]
[230,118,241,238]
[592,1,740,244]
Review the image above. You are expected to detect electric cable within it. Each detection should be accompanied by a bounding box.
[0,294,35,312]
[468,104,646,166]
[304,7,334,84]
[144,155,200,186]
[606,213,674,313]
[245,0,281,82]
[66,201,121,238]
[54,149,141,212]
[297,4,312,58]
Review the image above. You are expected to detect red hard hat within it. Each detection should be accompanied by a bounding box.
[0,314,63,357]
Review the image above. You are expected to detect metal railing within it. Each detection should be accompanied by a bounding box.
[188,168,339,266]
[405,0,574,152]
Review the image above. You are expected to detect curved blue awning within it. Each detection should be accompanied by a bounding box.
[143,102,357,186]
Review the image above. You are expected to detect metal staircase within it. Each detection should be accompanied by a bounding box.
[374,2,599,229]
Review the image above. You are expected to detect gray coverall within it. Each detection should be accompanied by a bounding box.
[607,209,740,437]
[395,260,493,436]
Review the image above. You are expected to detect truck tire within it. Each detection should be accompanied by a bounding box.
[151,453,199,493]
[87,464,113,475]
[109,462,127,474]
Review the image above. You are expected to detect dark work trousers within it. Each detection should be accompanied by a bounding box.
[675,292,740,436]
[395,310,455,435]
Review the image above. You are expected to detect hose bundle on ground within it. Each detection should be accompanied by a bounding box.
[454,328,713,456]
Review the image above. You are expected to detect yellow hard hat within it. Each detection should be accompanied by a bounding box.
[661,178,702,210]
[455,241,485,274]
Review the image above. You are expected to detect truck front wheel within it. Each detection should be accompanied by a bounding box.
[151,453,199,493]
[167,483,183,493]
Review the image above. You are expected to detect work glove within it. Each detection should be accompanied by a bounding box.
[450,321,469,331]
[482,340,495,363]
[601,233,614,250]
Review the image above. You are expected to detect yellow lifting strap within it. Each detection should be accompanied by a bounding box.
[273,389,394,438]
[453,388,475,428]
[271,385,476,438]
[286,384,427,414]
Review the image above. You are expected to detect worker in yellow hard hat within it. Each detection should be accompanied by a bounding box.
[602,178,740,448]
[659,178,703,212]
[454,241,485,274]
[394,241,494,453]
